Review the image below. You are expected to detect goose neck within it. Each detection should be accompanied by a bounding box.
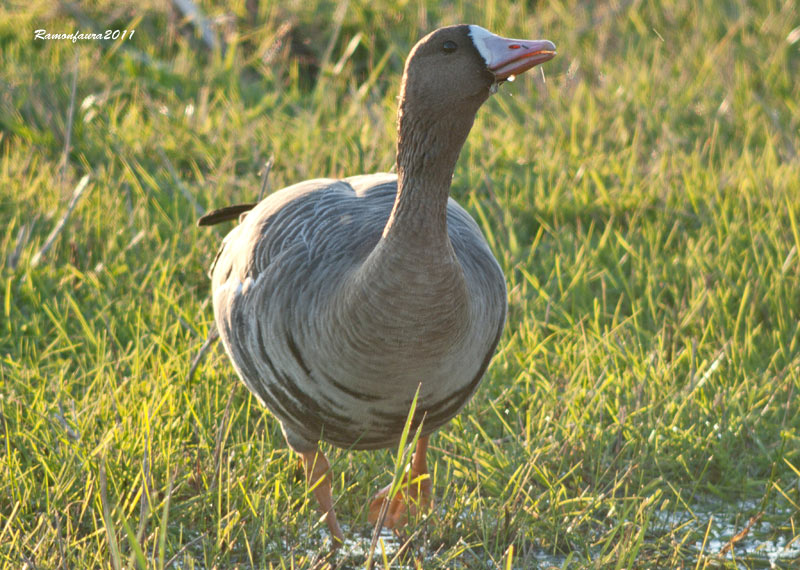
[383,110,474,243]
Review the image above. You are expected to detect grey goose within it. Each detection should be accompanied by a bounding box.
[200,24,556,544]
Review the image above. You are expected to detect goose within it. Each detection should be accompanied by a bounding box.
[200,24,556,544]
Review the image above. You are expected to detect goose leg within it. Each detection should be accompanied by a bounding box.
[367,435,433,529]
[300,448,345,547]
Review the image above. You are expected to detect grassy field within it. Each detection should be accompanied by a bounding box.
[2,0,799,567]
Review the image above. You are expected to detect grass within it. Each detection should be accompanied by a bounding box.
[1,0,799,567]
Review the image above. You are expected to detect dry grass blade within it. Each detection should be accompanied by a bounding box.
[187,325,219,384]
[332,33,362,76]
[719,512,764,557]
[257,156,275,201]
[31,175,91,267]
[163,531,207,569]
[386,527,422,567]
[8,221,33,269]
[59,53,79,189]
[262,21,293,65]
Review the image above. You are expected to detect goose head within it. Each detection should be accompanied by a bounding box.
[399,25,556,115]
[396,25,556,184]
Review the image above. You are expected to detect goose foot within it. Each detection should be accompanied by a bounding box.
[367,435,433,529]
[300,448,345,547]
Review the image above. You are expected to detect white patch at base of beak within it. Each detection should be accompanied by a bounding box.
[468,25,500,67]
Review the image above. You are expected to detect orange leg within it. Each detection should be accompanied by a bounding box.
[300,448,345,547]
[367,435,433,529]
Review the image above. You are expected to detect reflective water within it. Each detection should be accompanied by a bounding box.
[650,498,800,568]
[173,497,798,568]
[327,497,798,568]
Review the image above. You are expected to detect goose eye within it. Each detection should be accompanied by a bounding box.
[442,40,457,53]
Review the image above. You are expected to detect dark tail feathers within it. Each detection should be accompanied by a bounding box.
[197,203,258,226]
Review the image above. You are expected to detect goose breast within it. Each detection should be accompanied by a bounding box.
[211,172,506,452]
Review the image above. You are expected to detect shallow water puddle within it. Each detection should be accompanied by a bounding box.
[172,497,797,568]
[338,525,403,560]
[651,498,799,567]
[306,498,799,568]
[293,524,410,567]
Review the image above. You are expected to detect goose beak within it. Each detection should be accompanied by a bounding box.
[469,26,556,81]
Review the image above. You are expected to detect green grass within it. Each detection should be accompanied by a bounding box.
[1,0,799,567]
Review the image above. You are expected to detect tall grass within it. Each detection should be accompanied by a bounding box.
[1,0,799,567]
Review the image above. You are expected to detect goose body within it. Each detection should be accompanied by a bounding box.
[202,24,555,542]
[211,173,506,451]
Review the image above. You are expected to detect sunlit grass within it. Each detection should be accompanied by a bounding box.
[1,0,799,568]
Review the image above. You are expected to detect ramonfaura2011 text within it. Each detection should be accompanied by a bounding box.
[34,29,136,42]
